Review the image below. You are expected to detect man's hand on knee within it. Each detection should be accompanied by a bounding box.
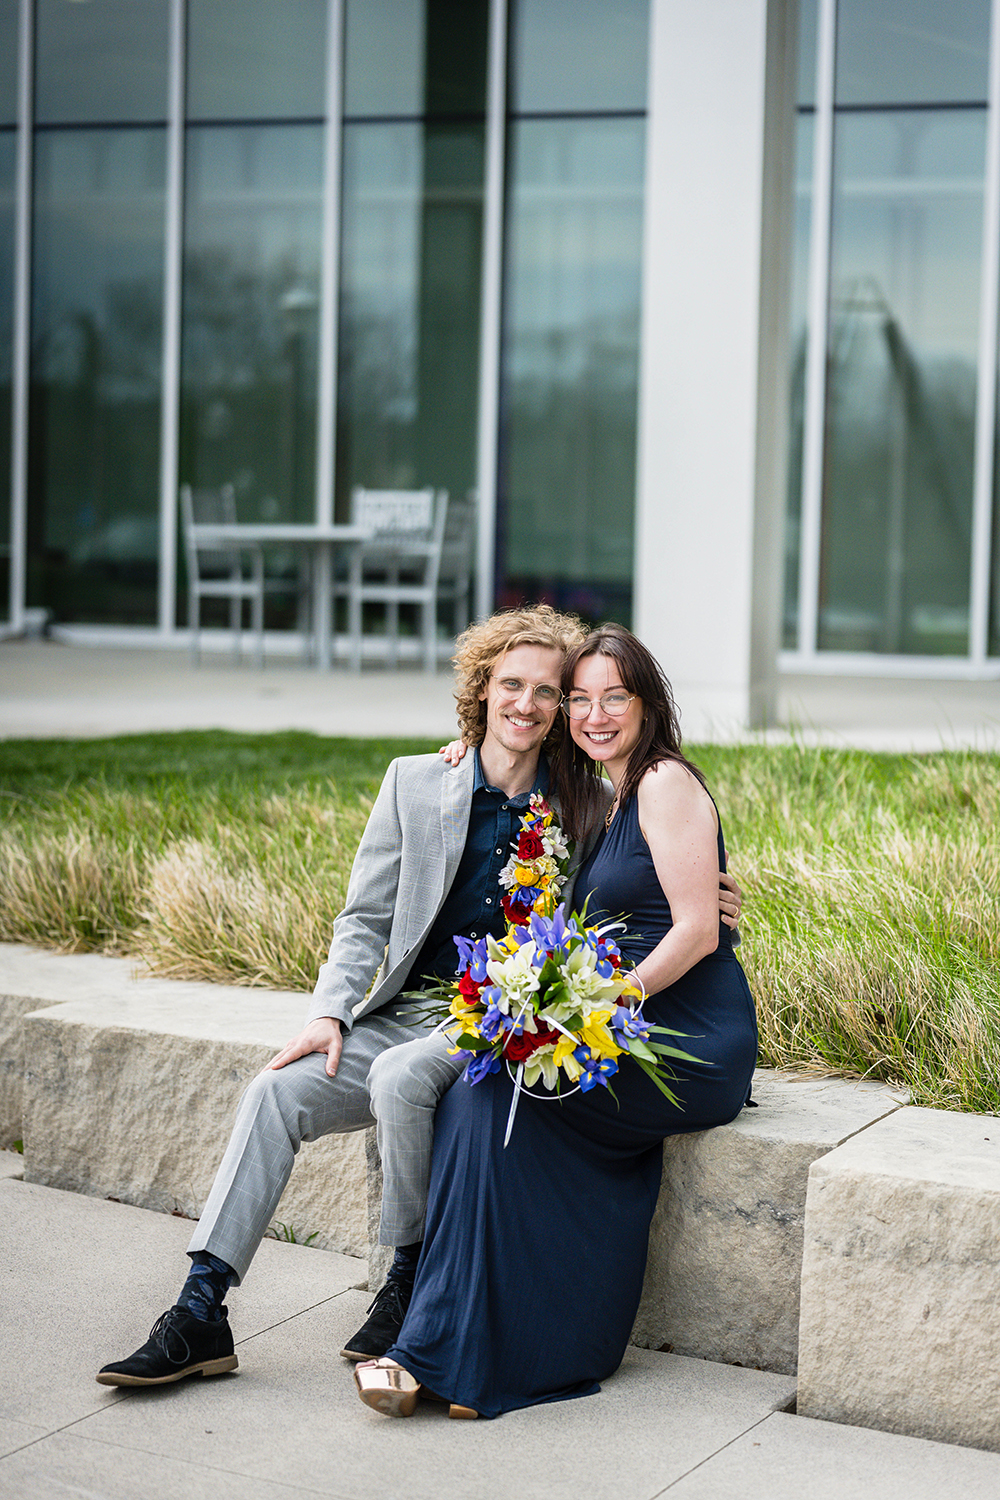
[267,1017,344,1077]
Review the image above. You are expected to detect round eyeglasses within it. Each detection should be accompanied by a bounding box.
[490,675,563,708]
[562,691,636,719]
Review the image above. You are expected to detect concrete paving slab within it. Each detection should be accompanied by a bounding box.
[0,1420,50,1461]
[3,639,1000,749]
[0,1178,364,1431]
[75,1288,796,1500]
[0,640,461,741]
[0,1433,324,1500]
[664,1409,1000,1500]
[0,1151,23,1180]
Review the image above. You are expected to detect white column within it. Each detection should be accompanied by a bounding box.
[315,0,345,531]
[9,0,33,632]
[634,0,799,736]
[474,0,508,623]
[156,0,186,638]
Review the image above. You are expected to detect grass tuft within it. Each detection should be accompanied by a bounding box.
[1,731,997,1115]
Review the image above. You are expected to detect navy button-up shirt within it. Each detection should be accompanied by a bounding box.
[404,749,550,988]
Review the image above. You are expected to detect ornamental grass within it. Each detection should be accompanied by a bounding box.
[0,732,997,1114]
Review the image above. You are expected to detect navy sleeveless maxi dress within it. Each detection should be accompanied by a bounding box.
[386,789,758,1417]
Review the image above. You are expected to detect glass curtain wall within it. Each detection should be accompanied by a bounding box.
[0,0,17,624]
[497,0,648,624]
[27,0,169,625]
[179,0,327,627]
[789,0,992,658]
[336,0,487,530]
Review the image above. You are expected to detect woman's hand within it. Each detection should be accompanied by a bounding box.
[718,869,742,929]
[438,738,469,766]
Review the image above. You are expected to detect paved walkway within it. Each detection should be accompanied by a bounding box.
[3,641,999,1494]
[1,637,999,747]
[2,1148,999,1500]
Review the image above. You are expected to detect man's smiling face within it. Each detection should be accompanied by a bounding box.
[478,644,565,763]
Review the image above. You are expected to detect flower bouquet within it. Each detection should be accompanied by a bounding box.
[423,903,701,1144]
[497,793,570,924]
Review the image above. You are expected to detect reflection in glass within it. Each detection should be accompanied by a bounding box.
[344,0,487,119]
[28,130,165,624]
[819,109,985,654]
[0,130,12,619]
[498,118,644,623]
[336,122,483,512]
[180,125,323,527]
[511,0,648,113]
[0,0,17,125]
[796,0,819,110]
[186,0,326,121]
[834,0,989,107]
[783,112,814,649]
[34,0,169,125]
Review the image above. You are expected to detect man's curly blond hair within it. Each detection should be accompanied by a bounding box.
[453,604,585,748]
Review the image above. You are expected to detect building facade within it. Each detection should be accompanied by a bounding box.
[1,0,999,727]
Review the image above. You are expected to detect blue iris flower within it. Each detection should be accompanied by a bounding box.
[573,1047,619,1092]
[465,1051,502,1085]
[612,1005,650,1045]
[453,934,489,981]
[479,998,512,1042]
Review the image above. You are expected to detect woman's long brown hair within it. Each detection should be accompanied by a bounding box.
[555,624,704,842]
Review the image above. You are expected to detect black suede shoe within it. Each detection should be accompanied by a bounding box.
[97,1306,238,1386]
[340,1277,413,1361]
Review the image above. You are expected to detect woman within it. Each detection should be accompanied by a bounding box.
[355,624,758,1418]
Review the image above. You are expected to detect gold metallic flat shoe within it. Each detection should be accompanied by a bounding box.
[448,1403,479,1420]
[353,1357,421,1417]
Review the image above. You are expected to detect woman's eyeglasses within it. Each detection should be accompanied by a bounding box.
[562,691,635,719]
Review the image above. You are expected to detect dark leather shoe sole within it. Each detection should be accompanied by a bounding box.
[96,1354,239,1387]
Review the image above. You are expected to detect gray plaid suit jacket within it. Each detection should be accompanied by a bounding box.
[306,750,610,1030]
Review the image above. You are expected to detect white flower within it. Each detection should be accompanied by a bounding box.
[487,946,542,1008]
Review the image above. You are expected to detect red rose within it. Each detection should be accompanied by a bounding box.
[458,971,481,999]
[502,893,530,925]
[517,831,545,861]
[504,1026,560,1062]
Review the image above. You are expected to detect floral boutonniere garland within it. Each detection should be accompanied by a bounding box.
[497,793,570,924]
[418,799,699,1143]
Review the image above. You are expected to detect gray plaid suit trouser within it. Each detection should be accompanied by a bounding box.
[186,1000,461,1283]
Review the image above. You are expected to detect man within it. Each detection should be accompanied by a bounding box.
[97,605,740,1386]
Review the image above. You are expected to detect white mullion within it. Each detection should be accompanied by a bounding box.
[9,0,33,631]
[796,0,837,658]
[969,0,1000,666]
[157,0,186,637]
[315,0,345,530]
[474,0,508,622]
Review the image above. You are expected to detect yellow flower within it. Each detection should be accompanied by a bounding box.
[552,1032,578,1069]
[514,865,537,886]
[578,1008,624,1060]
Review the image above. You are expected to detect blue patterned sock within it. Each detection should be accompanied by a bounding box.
[177,1252,236,1323]
[387,1241,422,1284]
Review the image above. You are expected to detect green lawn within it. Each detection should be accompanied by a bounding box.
[1,732,997,1115]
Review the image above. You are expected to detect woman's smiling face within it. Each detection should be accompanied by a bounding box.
[567,652,644,779]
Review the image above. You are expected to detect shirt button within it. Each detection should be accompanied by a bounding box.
[470,931,478,938]
[485,898,492,905]
[496,848,503,855]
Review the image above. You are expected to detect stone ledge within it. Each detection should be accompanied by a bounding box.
[630,1071,907,1374]
[8,944,368,1258]
[797,1106,1000,1452]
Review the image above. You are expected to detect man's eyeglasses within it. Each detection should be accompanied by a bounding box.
[491,675,563,708]
[562,691,636,719]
